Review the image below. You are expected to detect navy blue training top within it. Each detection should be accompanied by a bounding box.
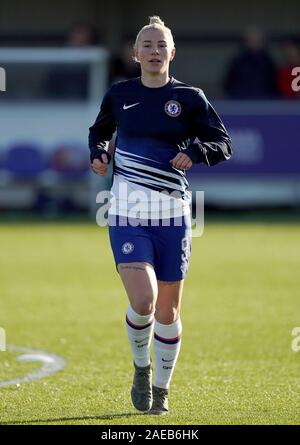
[89,76,232,203]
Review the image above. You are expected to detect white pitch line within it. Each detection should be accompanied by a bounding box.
[0,344,66,388]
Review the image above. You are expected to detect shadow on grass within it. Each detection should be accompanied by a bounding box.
[0,412,154,425]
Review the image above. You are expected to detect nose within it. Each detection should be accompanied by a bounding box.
[151,48,160,55]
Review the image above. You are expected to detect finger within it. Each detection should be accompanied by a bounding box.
[92,162,106,171]
[173,156,189,170]
[101,153,109,164]
[170,153,184,164]
[92,159,102,167]
[92,168,107,176]
[180,160,192,170]
[93,166,108,174]
[175,162,185,170]
[180,155,193,169]
[170,158,179,168]
[170,153,189,169]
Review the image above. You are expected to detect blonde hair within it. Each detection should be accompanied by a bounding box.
[134,15,175,51]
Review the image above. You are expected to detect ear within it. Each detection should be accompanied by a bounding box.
[134,48,140,63]
[170,47,176,62]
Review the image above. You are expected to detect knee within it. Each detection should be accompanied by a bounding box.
[155,307,180,324]
[131,296,156,316]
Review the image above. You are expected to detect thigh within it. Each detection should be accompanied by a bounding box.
[118,262,158,314]
[153,215,192,282]
[109,218,155,270]
[109,218,158,313]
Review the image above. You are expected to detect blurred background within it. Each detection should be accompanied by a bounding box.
[1,2,300,426]
[0,0,300,221]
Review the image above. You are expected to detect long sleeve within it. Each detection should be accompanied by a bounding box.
[88,89,117,161]
[185,89,233,166]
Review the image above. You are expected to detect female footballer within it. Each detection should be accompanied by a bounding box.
[89,16,232,415]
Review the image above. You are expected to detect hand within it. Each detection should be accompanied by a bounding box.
[169,153,193,170]
[91,153,109,176]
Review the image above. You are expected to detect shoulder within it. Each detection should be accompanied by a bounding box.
[172,78,208,108]
[107,77,140,95]
[172,78,207,99]
[99,77,140,104]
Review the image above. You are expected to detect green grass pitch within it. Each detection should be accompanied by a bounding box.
[0,221,299,425]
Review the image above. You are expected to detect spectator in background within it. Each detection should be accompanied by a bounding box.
[46,22,101,100]
[109,38,140,85]
[277,39,300,99]
[66,21,99,47]
[223,27,278,99]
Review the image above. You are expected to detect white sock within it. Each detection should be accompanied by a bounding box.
[125,305,154,368]
[153,318,182,390]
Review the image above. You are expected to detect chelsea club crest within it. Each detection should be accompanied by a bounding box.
[164,100,181,117]
[122,242,134,255]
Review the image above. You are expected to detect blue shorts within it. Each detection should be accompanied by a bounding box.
[108,214,192,281]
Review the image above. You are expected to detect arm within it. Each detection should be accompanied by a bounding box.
[88,89,117,163]
[184,89,233,166]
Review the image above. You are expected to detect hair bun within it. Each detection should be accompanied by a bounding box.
[149,15,165,26]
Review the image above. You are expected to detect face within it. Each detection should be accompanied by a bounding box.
[135,28,175,75]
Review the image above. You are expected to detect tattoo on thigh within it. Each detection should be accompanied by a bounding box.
[119,265,146,271]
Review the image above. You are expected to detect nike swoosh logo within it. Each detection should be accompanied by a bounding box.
[162,358,173,362]
[135,338,148,344]
[123,102,140,110]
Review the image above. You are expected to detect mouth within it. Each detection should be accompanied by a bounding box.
[149,59,162,63]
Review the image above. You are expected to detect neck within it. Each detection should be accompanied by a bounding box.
[140,71,170,88]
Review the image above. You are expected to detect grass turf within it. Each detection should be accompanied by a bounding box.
[0,221,299,425]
